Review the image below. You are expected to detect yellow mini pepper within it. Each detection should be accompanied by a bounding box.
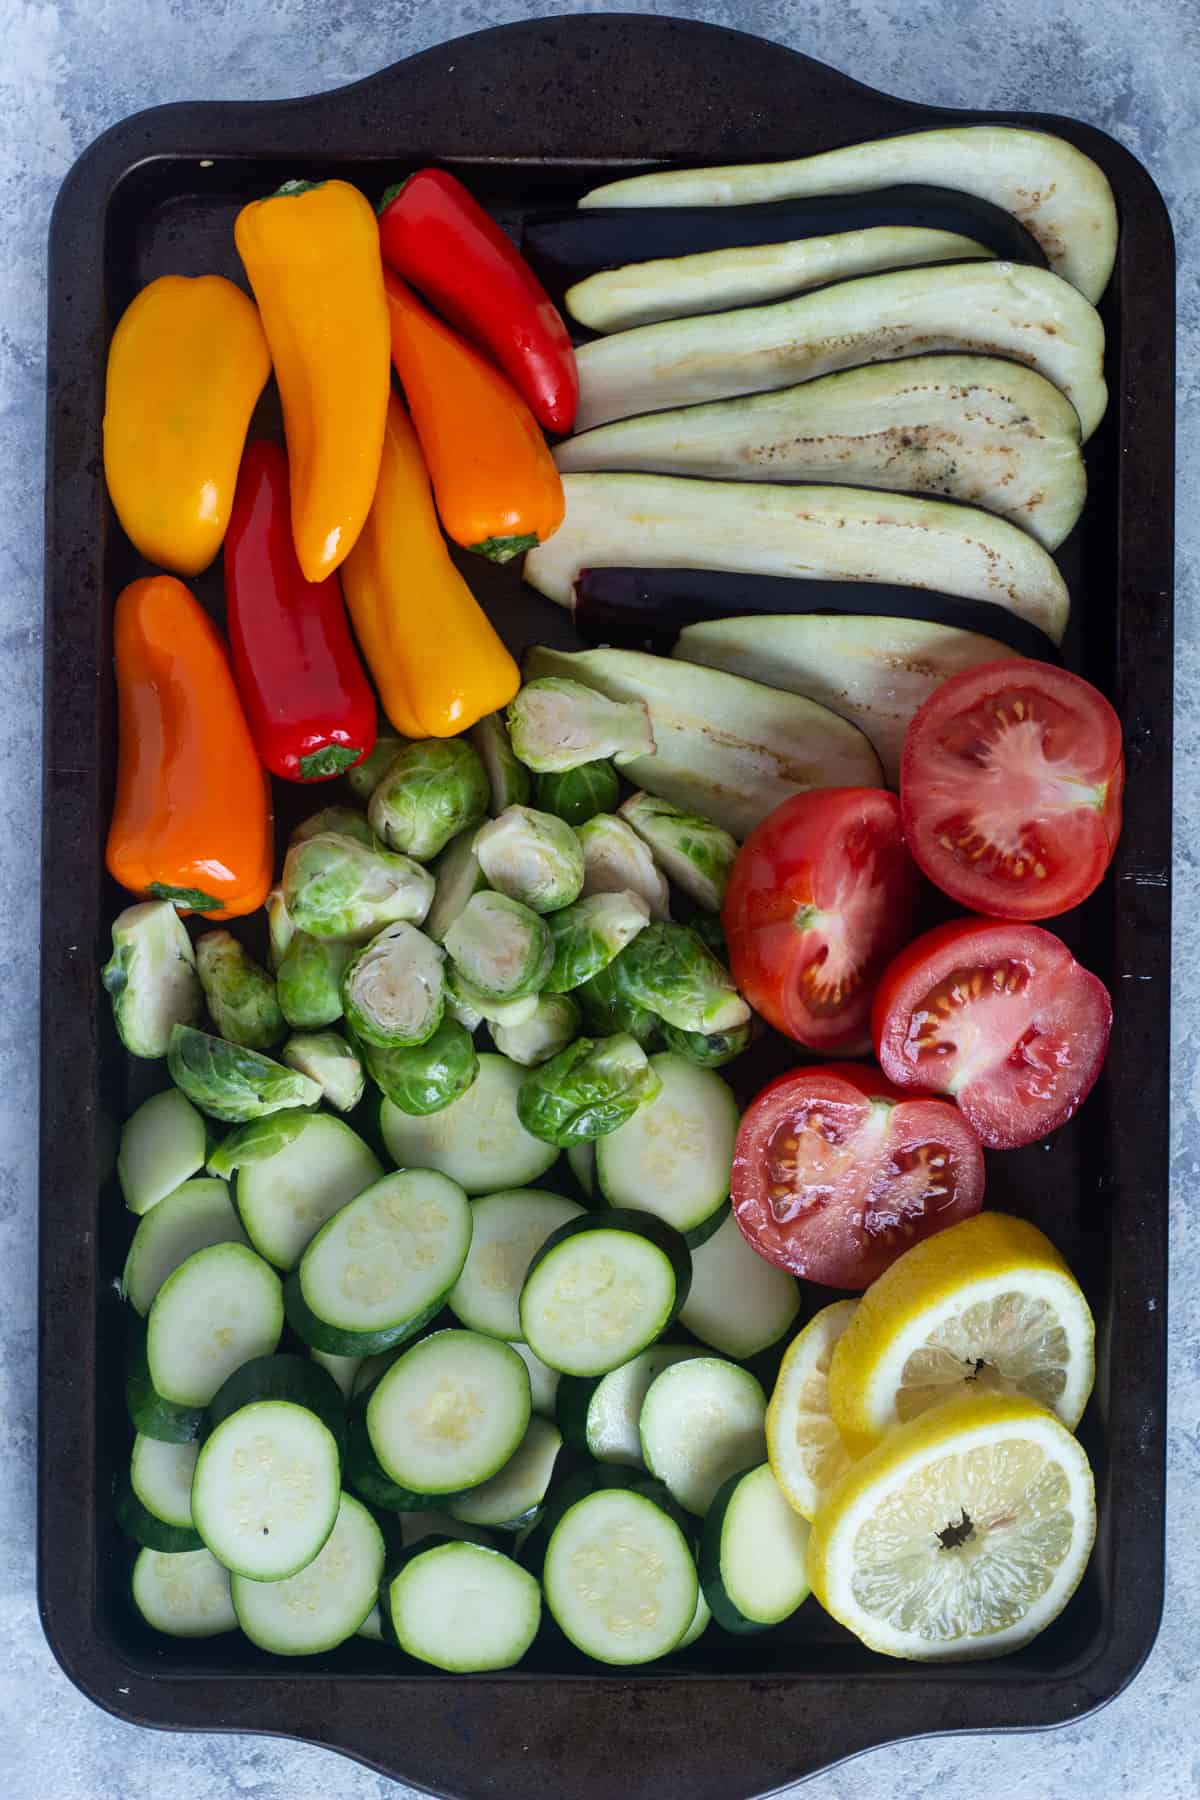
[235,179,390,583]
[102,275,270,576]
[342,396,520,738]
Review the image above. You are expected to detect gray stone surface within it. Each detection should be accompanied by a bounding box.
[1,1,1196,1795]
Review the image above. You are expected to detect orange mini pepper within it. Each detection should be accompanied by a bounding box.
[102,275,270,575]
[341,395,520,738]
[235,180,390,583]
[385,271,565,563]
[106,576,273,919]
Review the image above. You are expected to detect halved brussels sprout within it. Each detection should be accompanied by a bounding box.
[577,815,670,920]
[545,891,651,993]
[516,1033,663,1146]
[507,677,654,772]
[101,901,203,1059]
[659,1020,753,1068]
[347,729,406,801]
[444,892,554,1002]
[619,792,737,913]
[276,933,353,1031]
[364,1019,479,1116]
[612,924,750,1035]
[368,738,489,862]
[425,830,489,944]
[167,1024,321,1122]
[280,1032,365,1113]
[447,968,540,1030]
[207,1110,312,1178]
[473,805,585,915]
[533,760,620,828]
[282,832,434,943]
[195,931,284,1051]
[576,958,662,1049]
[290,806,377,850]
[469,712,531,813]
[342,922,446,1048]
[490,994,582,1067]
[265,885,296,972]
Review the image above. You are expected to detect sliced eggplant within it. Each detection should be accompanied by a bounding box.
[522,644,882,840]
[573,567,1064,666]
[579,126,1118,303]
[674,614,1023,788]
[557,354,1084,552]
[572,262,1106,441]
[562,229,995,335]
[522,474,1070,645]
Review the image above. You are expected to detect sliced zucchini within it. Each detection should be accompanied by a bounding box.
[676,613,1024,787]
[512,1340,561,1417]
[117,1087,208,1215]
[519,1209,691,1377]
[571,263,1106,441]
[640,1357,767,1516]
[469,712,532,814]
[525,477,1070,650]
[310,1348,360,1401]
[681,1209,800,1359]
[356,1603,385,1642]
[447,1188,586,1340]
[523,641,882,840]
[678,1582,712,1650]
[362,1329,532,1502]
[122,1177,248,1317]
[352,1348,402,1400]
[424,829,489,944]
[126,1326,204,1443]
[596,1054,736,1239]
[232,1492,385,1654]
[699,1462,812,1632]
[556,354,1085,551]
[203,1354,347,1462]
[191,1398,341,1580]
[287,1169,472,1356]
[448,1415,564,1530]
[543,1485,697,1664]
[380,1052,559,1194]
[146,1241,283,1409]
[131,1547,237,1638]
[399,1511,497,1549]
[384,1539,541,1671]
[231,1113,383,1271]
[566,1139,596,1198]
[557,1342,704,1466]
[130,1433,199,1530]
[579,125,1119,302]
[116,1482,203,1553]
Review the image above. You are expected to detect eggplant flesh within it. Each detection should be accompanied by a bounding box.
[572,261,1107,442]
[674,614,1024,788]
[556,354,1085,552]
[579,125,1118,304]
[523,644,882,840]
[572,568,1064,667]
[522,473,1070,645]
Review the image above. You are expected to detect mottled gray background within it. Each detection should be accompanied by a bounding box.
[2,1,1195,1795]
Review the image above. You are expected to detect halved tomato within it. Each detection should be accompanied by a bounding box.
[872,917,1112,1149]
[901,659,1123,920]
[731,1062,984,1290]
[722,788,919,1053]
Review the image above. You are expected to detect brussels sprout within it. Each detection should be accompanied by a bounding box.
[291,806,377,850]
[684,909,728,962]
[490,994,582,1067]
[167,1024,321,1122]
[506,677,654,772]
[101,901,204,1059]
[447,968,540,1030]
[207,1111,313,1178]
[282,832,434,943]
[619,792,738,913]
[469,712,531,813]
[444,892,554,1002]
[545,891,651,993]
[612,924,750,1035]
[265,885,296,971]
[342,922,446,1048]
[425,830,488,944]
[473,805,585,915]
[576,958,662,1050]
[364,1019,479,1116]
[276,933,353,1030]
[659,1020,753,1068]
[533,760,620,828]
[368,738,489,862]
[577,815,671,921]
[347,729,406,800]
[444,981,485,1034]
[194,931,284,1051]
[281,1032,366,1114]
[516,1033,663,1147]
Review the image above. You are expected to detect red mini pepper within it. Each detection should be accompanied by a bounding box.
[224,440,377,782]
[378,168,579,434]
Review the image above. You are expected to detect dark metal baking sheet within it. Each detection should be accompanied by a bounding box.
[39,14,1172,1797]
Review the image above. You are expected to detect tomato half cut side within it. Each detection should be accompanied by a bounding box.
[901,659,1124,920]
[722,788,919,1054]
[872,917,1113,1150]
[730,1062,985,1290]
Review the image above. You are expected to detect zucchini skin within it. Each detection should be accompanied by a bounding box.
[282,1271,446,1358]
[115,1481,204,1553]
[697,1466,772,1635]
[202,1353,347,1460]
[346,1409,473,1514]
[125,1325,204,1443]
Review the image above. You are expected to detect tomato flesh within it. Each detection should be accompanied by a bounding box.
[900,659,1123,920]
[731,1062,984,1289]
[873,917,1113,1149]
[723,788,918,1053]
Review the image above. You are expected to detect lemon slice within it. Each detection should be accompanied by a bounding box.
[807,1391,1096,1659]
[766,1300,858,1520]
[828,1213,1094,1457]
